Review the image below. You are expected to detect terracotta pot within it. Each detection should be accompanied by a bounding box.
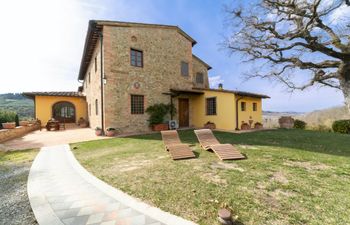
[95,129,102,136]
[79,122,89,128]
[2,122,16,129]
[19,121,29,126]
[204,122,216,130]
[152,123,169,131]
[254,123,263,129]
[106,130,116,137]
[241,123,250,130]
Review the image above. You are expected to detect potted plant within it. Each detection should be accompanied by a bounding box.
[0,110,16,129]
[78,117,89,128]
[146,103,174,131]
[2,122,16,129]
[204,121,216,129]
[241,121,250,130]
[95,127,102,136]
[19,120,29,126]
[106,127,116,137]
[254,122,263,129]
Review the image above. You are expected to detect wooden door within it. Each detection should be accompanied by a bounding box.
[178,98,189,127]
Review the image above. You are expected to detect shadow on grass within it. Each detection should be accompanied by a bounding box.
[123,129,350,157]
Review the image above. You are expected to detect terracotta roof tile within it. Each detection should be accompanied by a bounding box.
[22,92,85,98]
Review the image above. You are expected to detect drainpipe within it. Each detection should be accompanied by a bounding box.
[99,31,105,135]
[235,96,243,130]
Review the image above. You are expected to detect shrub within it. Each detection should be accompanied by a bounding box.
[146,103,175,125]
[310,125,332,132]
[332,120,350,134]
[293,119,306,129]
[0,110,16,128]
[15,114,19,127]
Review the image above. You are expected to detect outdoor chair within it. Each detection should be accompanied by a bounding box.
[194,129,245,160]
[161,130,196,160]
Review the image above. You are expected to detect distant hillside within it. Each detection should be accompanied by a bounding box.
[0,93,34,119]
[297,106,349,128]
[263,111,305,128]
[263,106,350,129]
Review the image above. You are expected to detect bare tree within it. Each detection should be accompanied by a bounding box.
[225,0,350,112]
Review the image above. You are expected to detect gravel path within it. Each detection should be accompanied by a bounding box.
[0,162,37,225]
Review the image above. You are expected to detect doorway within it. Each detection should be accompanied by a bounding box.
[178,98,189,127]
[52,101,76,123]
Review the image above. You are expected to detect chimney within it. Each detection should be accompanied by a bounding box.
[218,83,223,90]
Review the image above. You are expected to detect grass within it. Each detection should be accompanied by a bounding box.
[72,129,350,225]
[0,149,38,173]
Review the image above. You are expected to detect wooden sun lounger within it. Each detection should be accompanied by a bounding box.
[194,129,245,160]
[161,130,196,160]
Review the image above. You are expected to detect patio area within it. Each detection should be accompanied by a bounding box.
[0,127,109,151]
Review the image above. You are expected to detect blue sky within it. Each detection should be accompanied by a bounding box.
[0,0,346,112]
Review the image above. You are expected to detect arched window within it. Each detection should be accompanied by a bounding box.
[52,101,76,123]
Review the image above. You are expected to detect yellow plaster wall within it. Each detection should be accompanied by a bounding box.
[192,91,236,130]
[237,97,262,127]
[35,96,87,125]
[192,90,263,130]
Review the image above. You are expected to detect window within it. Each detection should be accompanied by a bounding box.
[181,61,189,76]
[88,72,91,83]
[206,97,217,115]
[131,95,144,114]
[241,102,246,111]
[130,49,143,67]
[196,73,204,84]
[95,99,98,115]
[94,57,97,72]
[253,102,257,111]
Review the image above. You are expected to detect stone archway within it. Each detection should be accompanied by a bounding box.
[52,101,76,123]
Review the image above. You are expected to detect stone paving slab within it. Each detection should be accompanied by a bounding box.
[28,144,197,225]
[1,128,110,151]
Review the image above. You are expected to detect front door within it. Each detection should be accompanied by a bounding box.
[178,98,189,127]
[52,101,76,123]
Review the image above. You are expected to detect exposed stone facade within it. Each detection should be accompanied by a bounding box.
[83,22,211,133]
[83,40,102,129]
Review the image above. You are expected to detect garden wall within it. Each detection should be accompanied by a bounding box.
[0,124,40,143]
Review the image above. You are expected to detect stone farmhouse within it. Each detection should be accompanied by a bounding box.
[24,20,269,134]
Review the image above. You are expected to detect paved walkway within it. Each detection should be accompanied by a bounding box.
[1,128,109,151]
[28,145,197,225]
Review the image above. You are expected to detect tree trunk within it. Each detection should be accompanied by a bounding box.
[342,85,350,114]
[339,62,350,114]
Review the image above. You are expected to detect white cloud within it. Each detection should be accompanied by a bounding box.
[0,0,106,93]
[0,0,164,94]
[209,75,224,88]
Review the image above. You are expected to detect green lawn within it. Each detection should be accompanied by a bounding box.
[72,129,350,225]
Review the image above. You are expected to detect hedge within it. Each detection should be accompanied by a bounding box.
[332,120,350,134]
[293,119,307,130]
